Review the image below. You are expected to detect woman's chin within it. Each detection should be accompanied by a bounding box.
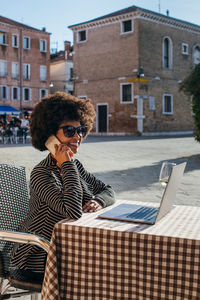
[70,146,79,154]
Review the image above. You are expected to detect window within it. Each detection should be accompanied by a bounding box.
[121,20,133,33]
[39,89,48,99]
[120,83,133,103]
[11,87,20,100]
[23,88,32,101]
[40,39,47,52]
[190,95,194,116]
[162,37,173,69]
[149,96,156,111]
[182,43,188,55]
[23,36,30,49]
[0,30,8,45]
[12,62,19,78]
[40,65,47,81]
[23,64,30,79]
[193,44,200,65]
[77,30,87,42]
[70,68,73,80]
[0,60,7,77]
[12,34,18,47]
[162,94,173,115]
[0,86,8,100]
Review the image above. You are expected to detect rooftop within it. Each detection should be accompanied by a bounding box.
[0,15,50,34]
[68,5,200,30]
[50,44,73,62]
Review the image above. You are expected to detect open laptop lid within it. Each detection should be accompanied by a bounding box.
[98,162,186,224]
[155,162,186,222]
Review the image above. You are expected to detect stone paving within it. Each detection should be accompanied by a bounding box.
[0,134,200,206]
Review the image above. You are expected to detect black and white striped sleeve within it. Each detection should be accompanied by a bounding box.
[75,160,116,208]
[30,161,83,219]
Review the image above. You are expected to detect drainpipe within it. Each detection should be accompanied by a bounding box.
[19,28,23,112]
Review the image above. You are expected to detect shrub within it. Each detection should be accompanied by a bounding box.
[180,64,200,142]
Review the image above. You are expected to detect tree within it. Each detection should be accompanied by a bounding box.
[180,64,200,142]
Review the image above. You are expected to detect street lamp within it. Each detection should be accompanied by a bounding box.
[137,66,145,78]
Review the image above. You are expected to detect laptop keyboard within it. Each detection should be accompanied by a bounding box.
[126,207,158,220]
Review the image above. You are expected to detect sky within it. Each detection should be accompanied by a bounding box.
[1,0,200,51]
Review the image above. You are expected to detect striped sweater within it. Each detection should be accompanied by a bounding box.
[11,154,115,273]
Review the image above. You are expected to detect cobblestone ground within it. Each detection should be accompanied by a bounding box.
[0,135,200,206]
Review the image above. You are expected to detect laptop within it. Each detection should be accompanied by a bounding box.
[98,162,186,225]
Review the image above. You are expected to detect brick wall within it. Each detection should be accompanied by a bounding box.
[138,18,199,132]
[73,18,139,133]
[0,21,50,111]
[71,10,200,134]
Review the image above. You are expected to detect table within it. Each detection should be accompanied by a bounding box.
[42,201,200,300]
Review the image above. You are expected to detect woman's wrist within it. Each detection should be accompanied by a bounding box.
[82,199,103,213]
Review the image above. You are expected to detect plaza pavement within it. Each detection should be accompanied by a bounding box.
[0,134,200,206]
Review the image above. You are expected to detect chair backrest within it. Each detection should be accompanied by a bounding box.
[0,164,29,275]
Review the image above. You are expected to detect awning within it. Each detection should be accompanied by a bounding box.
[0,105,21,115]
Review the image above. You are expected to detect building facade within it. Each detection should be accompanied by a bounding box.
[0,16,50,115]
[69,6,200,135]
[50,41,74,95]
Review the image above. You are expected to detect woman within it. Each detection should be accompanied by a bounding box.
[11,92,115,280]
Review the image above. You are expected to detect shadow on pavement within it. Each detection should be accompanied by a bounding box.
[93,154,200,193]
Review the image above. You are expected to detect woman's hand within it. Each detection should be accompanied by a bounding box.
[54,143,74,168]
[83,200,103,213]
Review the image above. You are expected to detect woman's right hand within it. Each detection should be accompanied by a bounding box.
[54,143,74,167]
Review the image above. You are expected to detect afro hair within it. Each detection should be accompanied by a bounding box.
[30,92,96,151]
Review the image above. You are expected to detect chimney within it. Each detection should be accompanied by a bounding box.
[64,41,71,59]
[64,41,71,51]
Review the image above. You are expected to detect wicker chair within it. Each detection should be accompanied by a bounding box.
[0,164,50,299]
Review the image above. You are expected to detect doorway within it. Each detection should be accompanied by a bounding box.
[97,104,108,133]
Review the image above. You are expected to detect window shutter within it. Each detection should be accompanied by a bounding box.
[40,66,47,81]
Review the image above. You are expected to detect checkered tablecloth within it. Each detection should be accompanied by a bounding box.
[42,201,200,300]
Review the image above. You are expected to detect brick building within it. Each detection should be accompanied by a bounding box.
[50,41,74,95]
[0,16,50,115]
[69,6,200,135]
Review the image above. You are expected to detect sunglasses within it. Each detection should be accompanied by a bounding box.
[59,125,87,138]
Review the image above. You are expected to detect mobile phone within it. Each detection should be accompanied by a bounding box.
[45,135,61,155]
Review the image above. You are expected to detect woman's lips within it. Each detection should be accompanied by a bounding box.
[68,142,80,152]
[69,142,79,147]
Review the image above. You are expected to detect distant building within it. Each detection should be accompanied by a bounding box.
[69,6,200,135]
[50,41,74,95]
[0,16,50,115]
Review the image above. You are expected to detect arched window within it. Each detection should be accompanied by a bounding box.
[193,44,200,65]
[162,37,173,69]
